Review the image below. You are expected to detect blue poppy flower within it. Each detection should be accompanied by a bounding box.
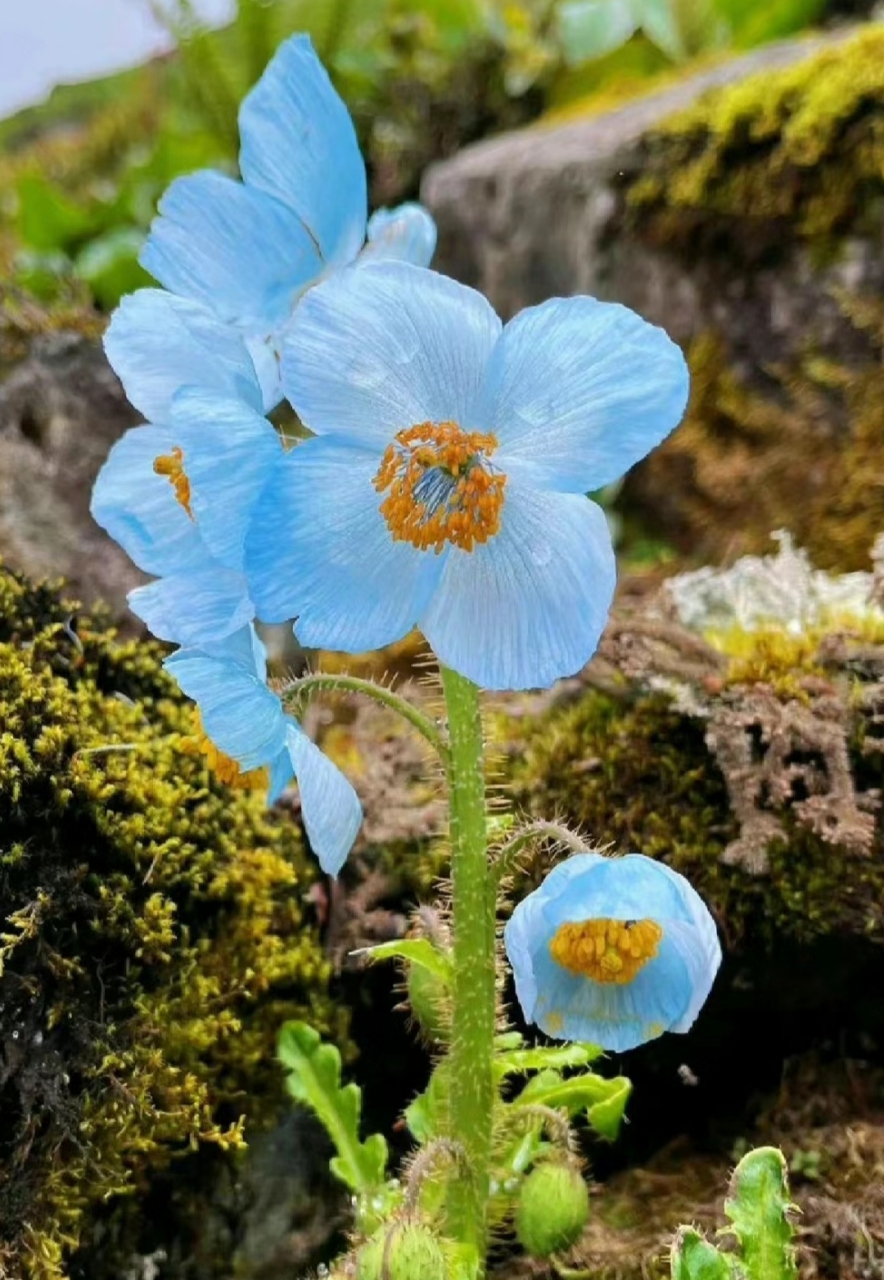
[139,34,437,408]
[165,625,363,875]
[91,366,281,646]
[244,262,689,691]
[504,854,721,1052]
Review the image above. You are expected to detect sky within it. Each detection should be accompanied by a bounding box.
[0,0,235,120]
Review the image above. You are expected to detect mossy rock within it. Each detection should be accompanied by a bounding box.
[0,565,346,1279]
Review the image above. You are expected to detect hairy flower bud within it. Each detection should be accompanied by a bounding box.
[515,1163,590,1258]
[356,1222,448,1280]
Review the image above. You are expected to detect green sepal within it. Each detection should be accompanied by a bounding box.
[723,1147,798,1280]
[516,1068,632,1140]
[671,1228,738,1280]
[278,1021,388,1194]
[356,937,453,984]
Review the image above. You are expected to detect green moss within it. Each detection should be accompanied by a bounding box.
[0,566,345,1279]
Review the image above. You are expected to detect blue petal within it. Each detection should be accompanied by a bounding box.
[140,171,322,331]
[170,388,282,572]
[164,629,287,769]
[282,263,502,448]
[129,565,253,647]
[361,203,437,267]
[286,724,363,876]
[419,486,616,691]
[238,34,366,268]
[246,333,284,412]
[268,741,295,805]
[245,435,442,650]
[475,297,690,493]
[542,854,693,929]
[104,289,262,421]
[91,424,203,576]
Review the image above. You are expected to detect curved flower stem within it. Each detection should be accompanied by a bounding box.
[440,665,495,1272]
[492,821,591,889]
[280,672,449,766]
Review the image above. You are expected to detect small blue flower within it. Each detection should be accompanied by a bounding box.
[244,262,689,691]
[504,853,721,1052]
[140,34,437,408]
[165,625,363,876]
[91,311,281,646]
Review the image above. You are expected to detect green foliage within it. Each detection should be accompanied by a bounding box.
[670,1148,798,1280]
[0,566,343,1279]
[515,1161,590,1258]
[278,1020,389,1195]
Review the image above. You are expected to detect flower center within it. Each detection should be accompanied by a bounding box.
[550,918,663,985]
[374,420,506,554]
[183,715,268,791]
[154,446,194,519]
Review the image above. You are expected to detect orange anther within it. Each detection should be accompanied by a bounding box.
[154,446,194,519]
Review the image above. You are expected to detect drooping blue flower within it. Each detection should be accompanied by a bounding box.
[139,34,437,408]
[504,853,721,1052]
[91,309,282,647]
[165,625,362,875]
[244,262,689,691]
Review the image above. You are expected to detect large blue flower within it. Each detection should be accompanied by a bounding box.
[165,625,362,875]
[91,298,282,647]
[140,34,436,407]
[244,262,689,691]
[504,854,721,1052]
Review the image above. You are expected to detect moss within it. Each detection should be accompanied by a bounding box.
[0,566,346,1279]
[620,27,884,571]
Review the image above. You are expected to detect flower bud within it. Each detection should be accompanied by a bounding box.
[515,1163,590,1258]
[356,1222,448,1280]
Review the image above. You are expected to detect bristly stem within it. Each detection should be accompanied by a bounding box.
[280,671,449,765]
[440,665,496,1272]
[492,821,593,888]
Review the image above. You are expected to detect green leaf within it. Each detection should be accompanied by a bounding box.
[278,1021,388,1193]
[357,937,453,984]
[16,174,98,254]
[493,1041,603,1082]
[586,1074,632,1141]
[516,1068,632,1140]
[557,0,638,67]
[74,228,152,310]
[671,1228,737,1280]
[724,1147,798,1280]
[404,1060,451,1145]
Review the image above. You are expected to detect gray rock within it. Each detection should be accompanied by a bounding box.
[0,331,143,617]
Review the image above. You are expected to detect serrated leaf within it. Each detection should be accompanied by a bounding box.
[724,1147,797,1280]
[356,937,453,985]
[516,1068,632,1140]
[587,1075,632,1141]
[278,1021,388,1193]
[671,1228,737,1280]
[493,1041,603,1082]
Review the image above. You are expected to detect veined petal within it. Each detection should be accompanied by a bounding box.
[90,424,203,576]
[282,263,502,448]
[361,203,437,267]
[238,34,366,267]
[245,436,442,650]
[104,289,262,421]
[170,388,283,572]
[475,296,689,493]
[164,630,287,770]
[129,565,253,647]
[420,486,616,691]
[286,724,363,876]
[245,333,284,412]
[140,170,322,331]
[542,853,691,929]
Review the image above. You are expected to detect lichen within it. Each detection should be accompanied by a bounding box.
[0,566,346,1279]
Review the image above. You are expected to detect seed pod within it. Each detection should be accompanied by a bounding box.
[355,1222,448,1280]
[515,1162,590,1258]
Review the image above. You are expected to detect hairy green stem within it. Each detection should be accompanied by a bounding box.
[441,665,496,1270]
[492,821,592,888]
[280,672,449,764]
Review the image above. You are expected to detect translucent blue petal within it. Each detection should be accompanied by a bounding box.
[475,297,690,493]
[268,742,295,805]
[164,628,287,770]
[668,916,722,1032]
[542,854,692,929]
[286,724,363,876]
[170,388,282,572]
[246,333,284,412]
[503,888,549,1022]
[104,289,262,422]
[90,424,204,576]
[282,263,501,448]
[238,34,366,268]
[245,436,443,650]
[129,565,253,647]
[361,203,437,267]
[419,487,616,691]
[140,171,321,331]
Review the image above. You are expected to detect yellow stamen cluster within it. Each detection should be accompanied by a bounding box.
[183,716,268,791]
[550,918,663,985]
[374,420,506,553]
[154,446,194,519]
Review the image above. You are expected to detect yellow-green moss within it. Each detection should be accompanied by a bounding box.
[0,567,345,1279]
